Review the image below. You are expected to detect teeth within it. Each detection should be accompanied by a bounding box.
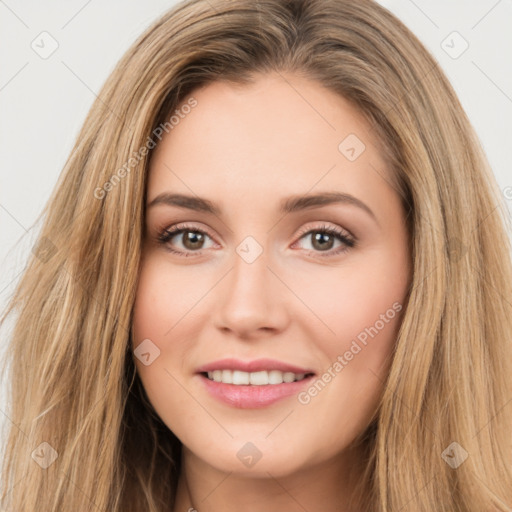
[232,370,250,385]
[250,370,268,385]
[283,372,295,383]
[206,370,308,385]
[268,370,283,384]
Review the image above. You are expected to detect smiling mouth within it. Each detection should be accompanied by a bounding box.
[201,369,315,385]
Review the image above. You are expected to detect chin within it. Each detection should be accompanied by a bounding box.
[181,435,318,479]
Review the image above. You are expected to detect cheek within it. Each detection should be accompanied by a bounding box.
[131,255,229,407]
[130,253,216,430]
[327,274,404,367]
[294,250,407,417]
[131,253,207,343]
[131,258,184,405]
[296,251,407,357]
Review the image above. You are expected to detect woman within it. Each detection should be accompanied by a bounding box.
[1,0,511,510]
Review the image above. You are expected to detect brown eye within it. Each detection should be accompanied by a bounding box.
[293,224,355,257]
[157,225,216,256]
[181,230,206,250]
[310,231,336,251]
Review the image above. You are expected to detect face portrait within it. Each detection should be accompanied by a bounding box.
[3,0,512,507]
[131,71,411,498]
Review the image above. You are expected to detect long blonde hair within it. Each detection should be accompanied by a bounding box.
[1,0,511,510]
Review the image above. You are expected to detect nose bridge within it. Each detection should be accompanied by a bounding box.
[228,241,271,307]
[215,236,288,334]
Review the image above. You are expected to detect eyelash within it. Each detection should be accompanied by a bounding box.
[157,222,356,258]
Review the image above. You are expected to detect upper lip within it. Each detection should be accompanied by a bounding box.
[196,358,315,375]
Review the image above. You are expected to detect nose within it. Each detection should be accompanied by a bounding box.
[214,248,290,339]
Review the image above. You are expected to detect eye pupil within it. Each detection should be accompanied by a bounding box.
[312,232,334,251]
[183,231,204,250]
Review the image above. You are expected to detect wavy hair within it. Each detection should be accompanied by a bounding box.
[1,0,511,510]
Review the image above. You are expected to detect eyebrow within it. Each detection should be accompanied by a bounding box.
[147,191,376,221]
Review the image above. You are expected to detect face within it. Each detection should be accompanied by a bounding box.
[131,72,411,478]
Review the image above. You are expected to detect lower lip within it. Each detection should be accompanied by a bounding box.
[198,373,315,409]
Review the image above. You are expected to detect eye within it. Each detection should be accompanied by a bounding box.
[157,222,356,258]
[157,223,216,257]
[292,224,355,257]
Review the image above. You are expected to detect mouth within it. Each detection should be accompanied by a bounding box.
[201,369,314,385]
[195,359,316,408]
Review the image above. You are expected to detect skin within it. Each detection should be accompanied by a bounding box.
[131,72,411,512]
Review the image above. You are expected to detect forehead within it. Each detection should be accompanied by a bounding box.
[147,72,393,209]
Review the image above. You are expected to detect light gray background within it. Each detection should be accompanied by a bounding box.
[1,0,511,437]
